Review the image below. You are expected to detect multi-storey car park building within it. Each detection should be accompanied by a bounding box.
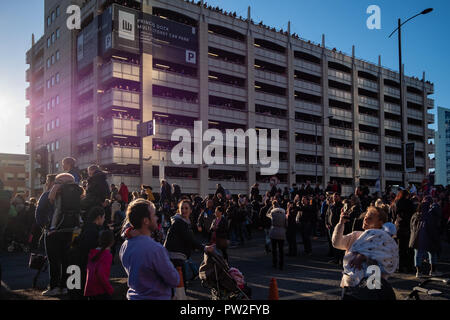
[25,0,435,197]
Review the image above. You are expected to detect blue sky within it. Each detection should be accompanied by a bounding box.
[0,0,448,155]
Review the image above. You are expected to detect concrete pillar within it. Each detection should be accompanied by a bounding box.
[321,35,331,186]
[286,21,296,187]
[400,64,408,186]
[246,7,256,192]
[198,7,209,196]
[351,45,360,189]
[141,3,154,187]
[378,55,386,192]
[422,71,429,174]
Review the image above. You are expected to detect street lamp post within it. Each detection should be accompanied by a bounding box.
[388,8,433,187]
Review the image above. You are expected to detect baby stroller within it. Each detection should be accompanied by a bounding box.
[199,250,251,300]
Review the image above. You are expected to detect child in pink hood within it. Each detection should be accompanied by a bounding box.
[84,230,115,300]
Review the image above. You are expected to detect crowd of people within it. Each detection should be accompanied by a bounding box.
[0,156,449,300]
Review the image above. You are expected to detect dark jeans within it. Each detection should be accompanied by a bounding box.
[45,232,73,289]
[299,222,313,254]
[286,230,297,256]
[397,233,414,271]
[271,239,284,269]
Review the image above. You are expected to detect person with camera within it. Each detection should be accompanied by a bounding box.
[332,206,398,300]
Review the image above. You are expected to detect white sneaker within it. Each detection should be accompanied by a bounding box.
[60,288,68,295]
[42,288,61,297]
[416,271,420,278]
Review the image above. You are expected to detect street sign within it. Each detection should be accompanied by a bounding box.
[405,142,416,173]
[138,120,156,138]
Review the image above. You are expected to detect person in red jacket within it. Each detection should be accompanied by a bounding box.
[119,182,129,204]
[84,230,115,300]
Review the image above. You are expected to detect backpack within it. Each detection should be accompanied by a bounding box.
[55,184,83,230]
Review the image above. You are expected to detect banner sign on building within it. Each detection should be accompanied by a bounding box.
[405,142,416,173]
[79,4,198,71]
[109,4,198,65]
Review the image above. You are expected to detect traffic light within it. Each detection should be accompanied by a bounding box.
[35,146,49,185]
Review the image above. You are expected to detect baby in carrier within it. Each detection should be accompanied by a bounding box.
[343,222,399,287]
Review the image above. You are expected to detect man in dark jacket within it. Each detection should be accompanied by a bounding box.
[160,180,172,206]
[325,193,343,264]
[81,166,110,214]
[297,196,316,255]
[409,196,442,277]
[250,184,260,203]
[392,190,416,273]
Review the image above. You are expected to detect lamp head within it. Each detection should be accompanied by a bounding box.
[421,8,433,15]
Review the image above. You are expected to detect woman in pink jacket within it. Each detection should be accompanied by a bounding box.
[84,230,115,300]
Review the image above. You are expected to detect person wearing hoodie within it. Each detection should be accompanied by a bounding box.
[81,165,110,213]
[85,230,115,300]
[118,182,129,205]
[68,207,105,300]
[267,201,287,270]
[164,200,215,285]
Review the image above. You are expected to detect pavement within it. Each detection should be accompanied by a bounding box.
[1,231,450,300]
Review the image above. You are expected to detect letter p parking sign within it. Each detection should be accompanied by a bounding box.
[186,50,197,64]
